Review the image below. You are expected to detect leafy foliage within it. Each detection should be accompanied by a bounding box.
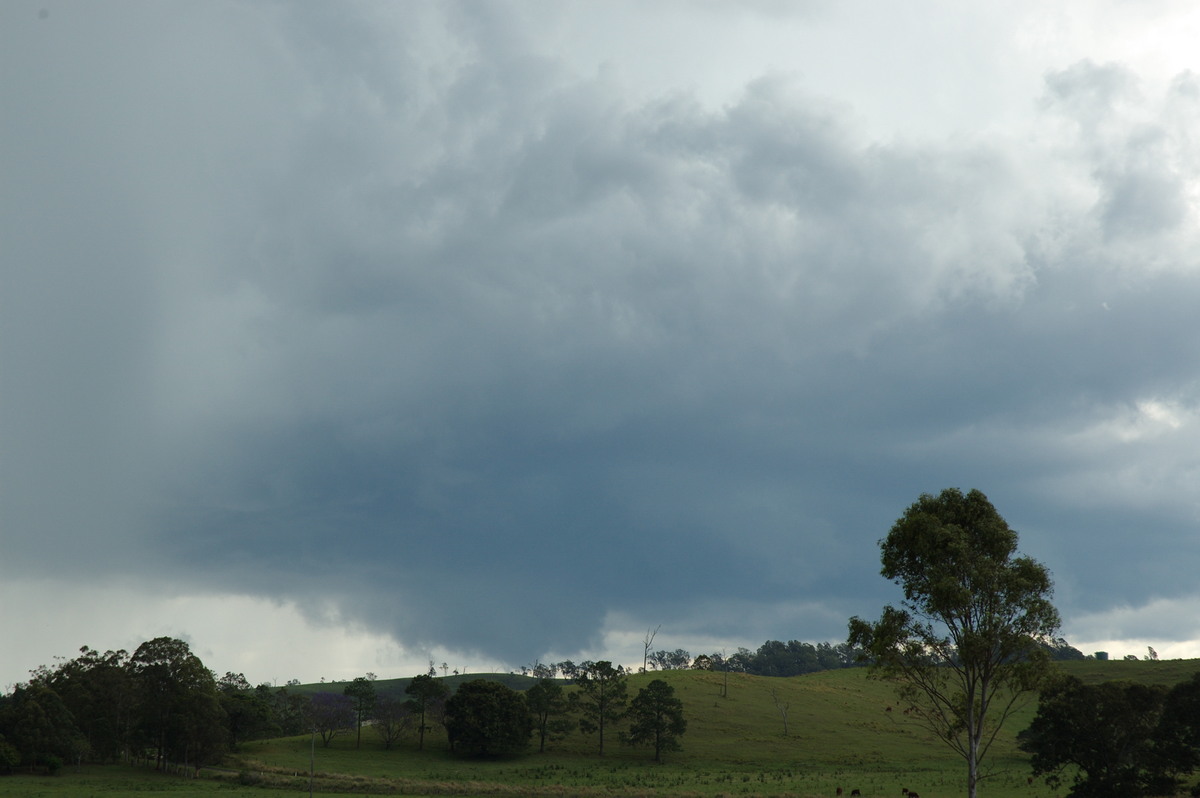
[129,637,226,768]
[218,677,275,751]
[648,649,693,671]
[29,646,132,763]
[444,680,533,757]
[1019,676,1176,797]
[1156,671,1200,776]
[571,661,628,756]
[526,639,869,683]
[0,737,18,773]
[0,684,85,770]
[724,641,862,677]
[525,678,572,752]
[342,676,376,749]
[624,679,686,762]
[848,488,1060,798]
[404,674,448,751]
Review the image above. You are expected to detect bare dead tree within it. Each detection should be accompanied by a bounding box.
[769,686,791,736]
[642,625,661,673]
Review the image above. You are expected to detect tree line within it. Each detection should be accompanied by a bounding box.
[521,640,867,681]
[519,635,1082,683]
[0,640,687,774]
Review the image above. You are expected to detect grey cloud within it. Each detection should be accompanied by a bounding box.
[1043,60,1200,242]
[8,4,1200,669]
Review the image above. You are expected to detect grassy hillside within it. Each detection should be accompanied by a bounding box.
[1057,656,1200,686]
[8,660,1197,797]
[229,662,1200,798]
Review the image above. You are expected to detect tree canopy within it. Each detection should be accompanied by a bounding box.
[624,679,686,762]
[343,676,377,749]
[405,674,448,751]
[444,680,532,757]
[525,678,572,753]
[1020,672,1200,798]
[571,661,628,756]
[129,637,225,769]
[0,684,84,772]
[1019,676,1174,797]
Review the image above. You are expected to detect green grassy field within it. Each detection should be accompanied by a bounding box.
[0,765,375,798]
[4,660,1199,797]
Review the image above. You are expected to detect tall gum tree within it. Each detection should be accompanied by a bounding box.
[571,661,628,756]
[405,674,448,751]
[848,488,1060,798]
[342,676,376,750]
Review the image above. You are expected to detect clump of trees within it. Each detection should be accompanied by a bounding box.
[0,637,381,772]
[436,662,685,762]
[1020,672,1200,797]
[1,639,693,772]
[0,683,83,774]
[445,680,532,756]
[0,638,231,773]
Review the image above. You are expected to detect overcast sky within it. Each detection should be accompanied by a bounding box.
[5,0,1200,688]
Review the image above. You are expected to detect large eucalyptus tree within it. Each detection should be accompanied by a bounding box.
[849,488,1060,798]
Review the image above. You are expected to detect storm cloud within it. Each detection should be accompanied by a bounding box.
[5,1,1200,683]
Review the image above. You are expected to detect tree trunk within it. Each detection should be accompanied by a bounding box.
[968,729,979,798]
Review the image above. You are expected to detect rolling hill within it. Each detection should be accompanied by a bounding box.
[223,659,1200,797]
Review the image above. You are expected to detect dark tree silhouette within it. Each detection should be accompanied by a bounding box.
[405,674,448,751]
[572,661,628,756]
[625,679,686,762]
[444,680,532,756]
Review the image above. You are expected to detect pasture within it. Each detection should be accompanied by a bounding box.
[222,668,1040,797]
[4,660,1198,797]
